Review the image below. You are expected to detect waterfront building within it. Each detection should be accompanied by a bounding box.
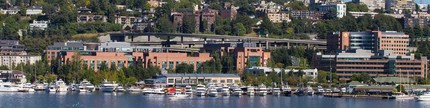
[146,74,241,87]
[245,66,318,79]
[327,31,409,55]
[313,49,428,81]
[318,2,346,18]
[0,70,26,83]
[143,52,212,71]
[201,42,271,72]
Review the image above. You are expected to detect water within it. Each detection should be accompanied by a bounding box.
[0,92,428,108]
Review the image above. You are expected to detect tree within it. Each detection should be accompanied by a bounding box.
[156,16,173,33]
[175,63,194,73]
[233,23,246,36]
[182,14,196,33]
[324,8,337,19]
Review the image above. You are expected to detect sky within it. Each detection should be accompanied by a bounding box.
[343,0,430,4]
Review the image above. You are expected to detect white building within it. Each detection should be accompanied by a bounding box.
[349,11,378,18]
[1,6,20,15]
[26,6,44,16]
[29,20,49,31]
[319,3,346,18]
[245,66,318,79]
[352,0,385,11]
[0,55,41,69]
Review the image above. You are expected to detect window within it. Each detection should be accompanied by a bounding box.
[168,79,174,83]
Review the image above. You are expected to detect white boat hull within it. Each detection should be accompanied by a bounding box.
[208,93,218,97]
[416,96,430,101]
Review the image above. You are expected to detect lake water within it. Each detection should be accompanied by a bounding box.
[0,92,428,108]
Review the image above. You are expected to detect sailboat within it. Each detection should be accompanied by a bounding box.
[393,69,414,100]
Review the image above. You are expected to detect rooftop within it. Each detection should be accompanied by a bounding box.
[161,74,240,78]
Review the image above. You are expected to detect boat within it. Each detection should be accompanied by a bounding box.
[221,85,230,96]
[55,79,68,92]
[99,79,118,92]
[415,92,430,101]
[306,86,315,95]
[315,86,325,95]
[115,85,126,92]
[207,87,218,97]
[247,86,256,96]
[282,85,292,96]
[18,83,35,92]
[127,86,142,93]
[167,87,188,99]
[0,80,19,92]
[46,84,56,92]
[185,85,193,95]
[393,92,414,100]
[79,79,95,92]
[195,84,206,96]
[33,82,46,91]
[272,88,281,96]
[256,84,268,96]
[142,88,154,95]
[230,84,242,96]
[152,88,165,95]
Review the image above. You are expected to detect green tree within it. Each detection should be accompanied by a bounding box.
[175,63,194,73]
[156,16,173,33]
[182,14,196,33]
[233,23,246,36]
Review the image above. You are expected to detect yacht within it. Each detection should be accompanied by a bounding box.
[315,86,325,95]
[256,84,268,96]
[415,92,430,101]
[207,87,218,97]
[272,88,281,96]
[18,83,35,92]
[0,80,18,92]
[282,85,292,96]
[393,92,414,100]
[306,86,315,95]
[185,85,193,95]
[127,86,142,93]
[55,79,68,92]
[79,79,95,92]
[115,85,126,92]
[99,79,118,92]
[167,88,188,99]
[46,84,56,92]
[142,88,154,95]
[247,86,256,96]
[232,87,243,96]
[152,88,165,95]
[221,85,230,96]
[33,82,46,91]
[195,84,206,96]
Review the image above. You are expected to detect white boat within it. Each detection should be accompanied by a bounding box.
[256,84,268,96]
[55,79,68,92]
[115,85,126,92]
[185,85,193,95]
[315,86,325,95]
[282,85,292,96]
[78,79,95,92]
[272,88,281,96]
[247,86,256,96]
[46,84,56,92]
[127,86,142,93]
[207,87,218,97]
[33,83,46,91]
[221,85,230,96]
[18,83,35,92]
[195,84,206,96]
[393,93,414,100]
[0,80,19,92]
[153,88,165,95]
[99,79,118,92]
[415,92,430,101]
[232,87,243,96]
[306,86,314,95]
[142,88,154,95]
